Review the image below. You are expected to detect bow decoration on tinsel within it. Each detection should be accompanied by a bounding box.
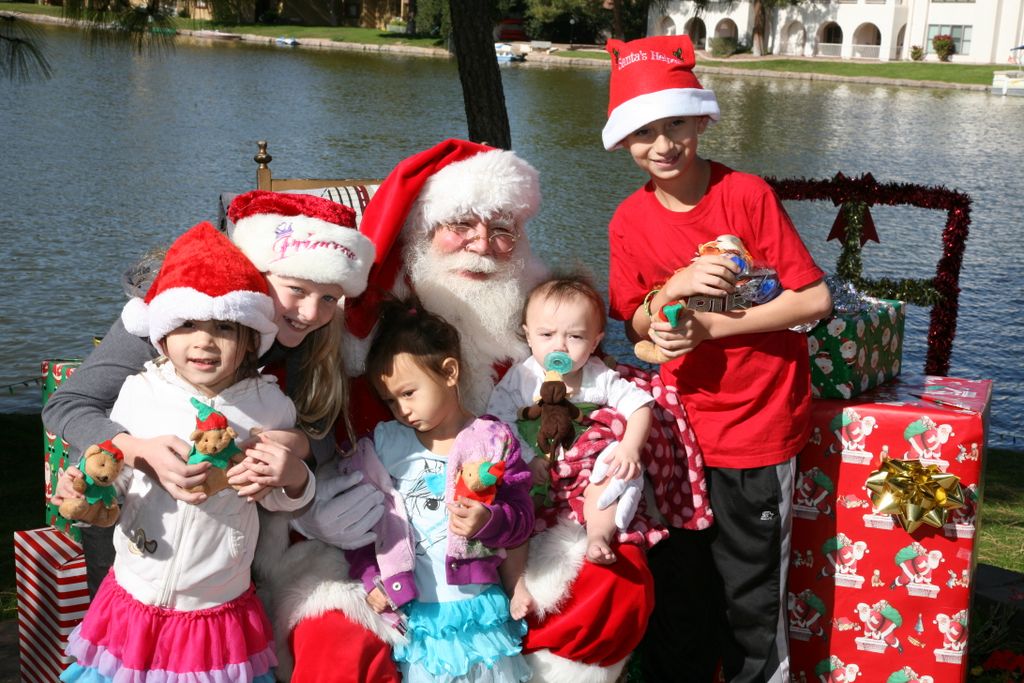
[829,204,879,246]
[764,172,971,375]
[865,457,964,533]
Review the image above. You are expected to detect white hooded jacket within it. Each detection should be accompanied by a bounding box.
[109,359,314,611]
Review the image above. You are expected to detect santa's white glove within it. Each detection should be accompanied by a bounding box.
[290,469,385,549]
[590,448,643,531]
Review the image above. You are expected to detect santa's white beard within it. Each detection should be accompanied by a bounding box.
[406,239,546,413]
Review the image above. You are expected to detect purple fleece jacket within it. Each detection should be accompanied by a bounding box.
[346,416,533,605]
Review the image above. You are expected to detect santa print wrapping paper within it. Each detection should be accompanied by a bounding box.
[788,376,991,683]
[14,528,89,682]
[808,298,905,400]
[41,359,83,541]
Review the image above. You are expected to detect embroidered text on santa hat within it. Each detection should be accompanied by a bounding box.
[228,190,375,297]
[602,35,720,150]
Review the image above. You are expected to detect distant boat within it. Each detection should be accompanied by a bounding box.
[992,45,1024,96]
[193,29,242,41]
[275,37,300,47]
[495,43,525,63]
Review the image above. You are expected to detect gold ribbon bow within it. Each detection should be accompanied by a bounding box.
[865,458,964,533]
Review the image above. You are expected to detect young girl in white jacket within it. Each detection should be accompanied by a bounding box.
[57,221,317,683]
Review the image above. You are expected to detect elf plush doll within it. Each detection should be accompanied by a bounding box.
[455,460,507,505]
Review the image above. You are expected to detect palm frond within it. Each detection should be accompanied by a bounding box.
[0,12,54,81]
[62,0,176,53]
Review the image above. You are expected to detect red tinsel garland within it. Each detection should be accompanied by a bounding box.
[764,172,972,376]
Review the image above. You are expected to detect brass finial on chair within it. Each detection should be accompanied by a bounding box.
[255,140,272,168]
[255,141,274,190]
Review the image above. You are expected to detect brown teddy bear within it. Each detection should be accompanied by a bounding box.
[58,440,124,527]
[519,371,582,464]
[186,398,244,496]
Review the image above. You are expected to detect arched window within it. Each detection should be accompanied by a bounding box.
[684,17,707,48]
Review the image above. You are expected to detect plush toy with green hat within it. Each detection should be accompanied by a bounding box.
[455,460,507,506]
[186,397,244,496]
[58,439,124,527]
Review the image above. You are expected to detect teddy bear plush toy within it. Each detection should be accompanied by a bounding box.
[58,439,124,527]
[634,234,779,364]
[455,460,508,505]
[519,352,582,464]
[186,398,244,496]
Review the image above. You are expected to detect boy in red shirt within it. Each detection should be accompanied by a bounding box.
[603,35,833,682]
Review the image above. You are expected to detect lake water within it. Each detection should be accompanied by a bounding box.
[3,25,1022,449]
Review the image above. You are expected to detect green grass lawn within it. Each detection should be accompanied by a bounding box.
[190,23,445,49]
[0,0,61,14]
[698,56,1002,86]
[2,2,1005,86]
[543,49,999,85]
[977,447,1024,572]
[0,2,445,48]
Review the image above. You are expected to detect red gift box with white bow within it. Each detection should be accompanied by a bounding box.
[788,376,991,683]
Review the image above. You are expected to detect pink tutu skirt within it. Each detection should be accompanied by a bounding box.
[61,572,277,683]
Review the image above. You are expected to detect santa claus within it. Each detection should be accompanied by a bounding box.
[256,140,653,683]
[855,600,903,653]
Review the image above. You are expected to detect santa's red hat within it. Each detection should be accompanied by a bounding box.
[121,222,278,355]
[602,35,720,150]
[346,139,540,338]
[227,190,375,297]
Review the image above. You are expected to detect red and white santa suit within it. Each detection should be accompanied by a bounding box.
[256,139,657,683]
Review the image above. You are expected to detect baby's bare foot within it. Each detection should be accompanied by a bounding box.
[586,538,617,565]
[509,585,536,620]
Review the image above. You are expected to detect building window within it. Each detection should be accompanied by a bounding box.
[931,0,974,3]
[927,24,972,54]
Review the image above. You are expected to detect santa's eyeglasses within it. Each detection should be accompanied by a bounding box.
[437,215,520,255]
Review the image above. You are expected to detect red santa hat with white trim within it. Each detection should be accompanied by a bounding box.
[121,222,279,355]
[345,138,540,339]
[226,190,375,297]
[602,34,720,150]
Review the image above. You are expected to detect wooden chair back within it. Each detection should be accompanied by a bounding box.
[254,140,380,191]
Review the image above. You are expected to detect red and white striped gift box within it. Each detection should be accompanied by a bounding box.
[14,528,90,682]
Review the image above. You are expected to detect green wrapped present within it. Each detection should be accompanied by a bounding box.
[807,299,904,400]
[41,359,83,541]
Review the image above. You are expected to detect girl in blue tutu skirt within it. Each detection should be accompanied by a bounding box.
[345,299,535,682]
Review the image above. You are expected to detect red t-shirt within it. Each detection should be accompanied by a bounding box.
[608,161,825,469]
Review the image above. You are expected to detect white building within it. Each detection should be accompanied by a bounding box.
[652,0,1024,64]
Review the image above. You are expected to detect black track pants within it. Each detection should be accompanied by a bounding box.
[641,459,795,683]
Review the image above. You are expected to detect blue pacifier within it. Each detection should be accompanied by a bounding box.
[544,351,573,375]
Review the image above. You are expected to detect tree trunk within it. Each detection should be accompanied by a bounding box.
[448,0,511,149]
[611,0,623,40]
[751,0,765,56]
